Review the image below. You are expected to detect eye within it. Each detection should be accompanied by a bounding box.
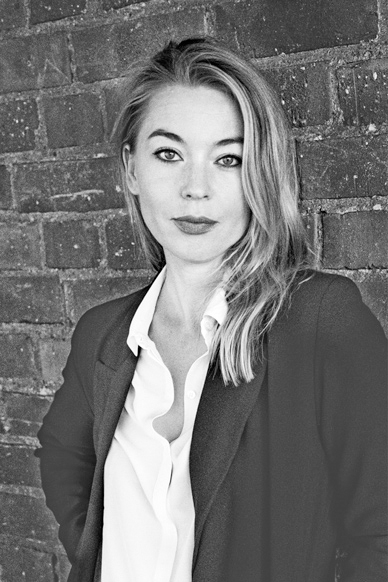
[217,155,242,168]
[154,149,182,163]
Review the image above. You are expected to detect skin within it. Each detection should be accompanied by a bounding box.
[123,84,251,441]
[123,84,250,324]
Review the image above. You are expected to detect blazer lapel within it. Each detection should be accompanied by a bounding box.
[91,287,148,462]
[93,353,138,464]
[190,343,268,564]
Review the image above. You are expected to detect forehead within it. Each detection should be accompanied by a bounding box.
[138,84,243,140]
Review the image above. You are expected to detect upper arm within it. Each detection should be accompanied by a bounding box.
[315,276,387,576]
[37,311,96,452]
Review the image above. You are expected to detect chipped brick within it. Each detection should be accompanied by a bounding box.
[299,134,388,199]
[0,492,58,541]
[0,223,41,269]
[0,445,41,487]
[338,59,388,126]
[44,220,101,269]
[30,0,86,24]
[72,8,206,83]
[0,100,39,154]
[213,0,378,57]
[323,211,388,268]
[0,0,25,30]
[71,275,151,322]
[0,275,64,323]
[106,215,147,270]
[39,338,71,383]
[0,165,12,209]
[0,335,36,378]
[14,157,123,213]
[43,93,104,149]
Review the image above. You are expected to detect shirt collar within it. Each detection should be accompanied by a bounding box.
[127,267,228,355]
[127,267,167,356]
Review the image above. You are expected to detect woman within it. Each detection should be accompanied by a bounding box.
[36,38,387,582]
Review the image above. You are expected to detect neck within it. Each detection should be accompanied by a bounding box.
[157,259,222,331]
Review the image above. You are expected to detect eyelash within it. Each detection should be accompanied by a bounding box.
[154,148,181,163]
[217,155,242,167]
[153,149,242,167]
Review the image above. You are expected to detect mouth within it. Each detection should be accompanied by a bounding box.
[172,216,218,235]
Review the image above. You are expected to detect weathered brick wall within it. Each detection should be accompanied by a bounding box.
[0,0,387,579]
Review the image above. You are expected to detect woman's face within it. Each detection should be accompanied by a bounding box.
[124,84,250,269]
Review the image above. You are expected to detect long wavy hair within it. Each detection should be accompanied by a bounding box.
[115,37,314,386]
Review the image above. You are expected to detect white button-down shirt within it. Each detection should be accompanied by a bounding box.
[101,268,227,582]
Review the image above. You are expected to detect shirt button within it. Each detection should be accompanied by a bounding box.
[187,390,196,399]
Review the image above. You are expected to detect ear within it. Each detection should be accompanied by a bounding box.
[122,144,140,196]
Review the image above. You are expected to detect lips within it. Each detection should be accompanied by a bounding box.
[172,215,218,235]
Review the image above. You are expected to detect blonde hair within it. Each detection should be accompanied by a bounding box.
[115,37,314,386]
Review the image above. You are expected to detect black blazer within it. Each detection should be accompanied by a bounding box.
[36,271,388,582]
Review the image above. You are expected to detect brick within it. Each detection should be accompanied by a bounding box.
[0,33,70,94]
[0,223,41,269]
[36,32,72,88]
[0,37,36,93]
[213,0,378,58]
[299,134,388,199]
[58,554,71,582]
[103,79,129,139]
[302,213,320,256]
[0,492,58,541]
[14,157,124,213]
[322,211,388,268]
[1,392,51,424]
[0,0,25,30]
[103,0,148,8]
[303,63,332,126]
[262,62,330,127]
[103,0,148,9]
[43,220,101,268]
[0,392,52,437]
[71,275,151,322]
[0,275,64,323]
[0,165,12,209]
[0,100,38,154]
[43,93,104,149]
[0,445,40,487]
[72,7,206,83]
[343,271,388,334]
[0,335,36,378]
[0,543,54,581]
[338,59,388,126]
[106,215,147,269]
[30,0,86,24]
[381,0,388,42]
[39,338,71,383]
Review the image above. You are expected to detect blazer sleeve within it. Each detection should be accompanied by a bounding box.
[35,311,97,564]
[315,276,387,581]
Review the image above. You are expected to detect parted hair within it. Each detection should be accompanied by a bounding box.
[115,37,314,386]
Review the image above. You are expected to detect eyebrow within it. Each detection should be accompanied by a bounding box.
[147,129,244,146]
[148,130,184,143]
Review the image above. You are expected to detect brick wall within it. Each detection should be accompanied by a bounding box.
[0,0,387,579]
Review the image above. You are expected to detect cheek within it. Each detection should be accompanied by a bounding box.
[136,177,162,215]
[231,193,250,225]
[136,185,169,244]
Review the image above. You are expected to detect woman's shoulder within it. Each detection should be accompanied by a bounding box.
[291,269,364,314]
[71,283,151,347]
[295,268,359,298]
[289,269,386,343]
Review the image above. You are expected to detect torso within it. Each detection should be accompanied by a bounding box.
[149,318,207,443]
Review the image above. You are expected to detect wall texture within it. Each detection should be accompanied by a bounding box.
[0,0,387,580]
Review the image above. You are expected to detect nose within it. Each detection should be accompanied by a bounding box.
[180,162,210,200]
